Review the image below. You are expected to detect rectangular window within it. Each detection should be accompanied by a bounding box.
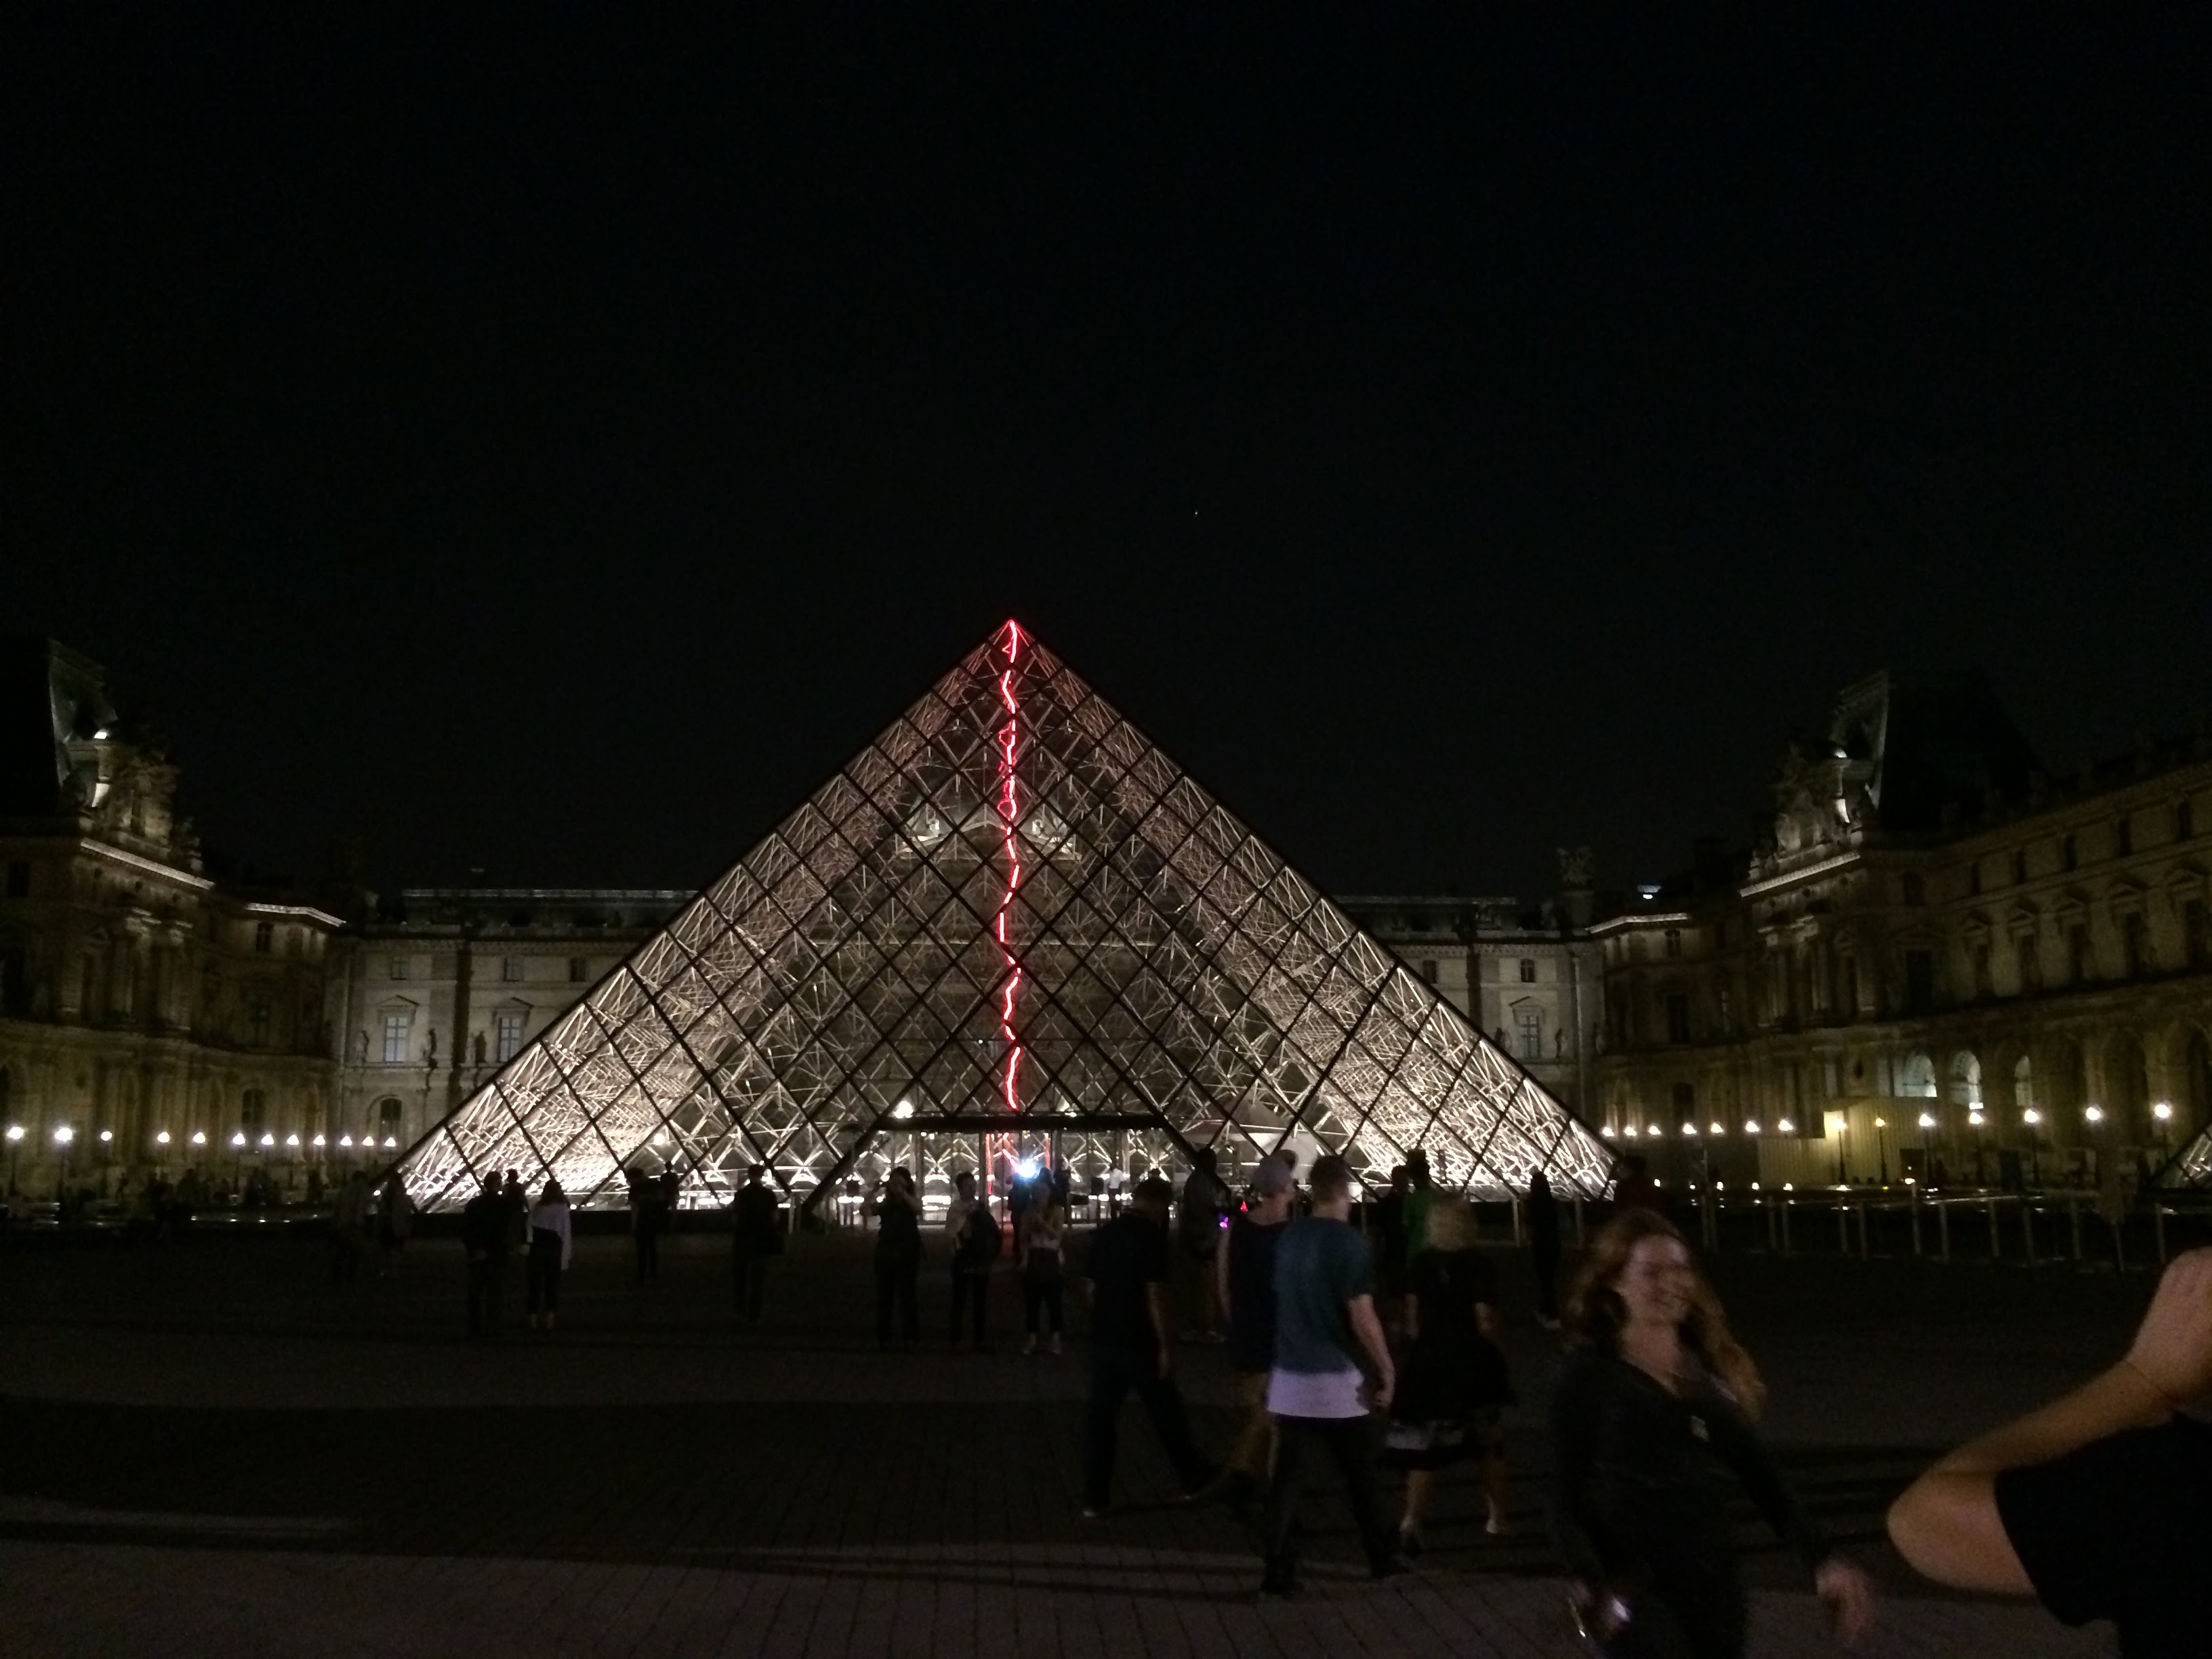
[2185,900,2209,970]
[1901,873,1927,906]
[2068,924,2093,984]
[1671,1081,1696,1122]
[1518,958,1538,983]
[1418,959,1438,985]
[382,1011,413,1065]
[1715,983,1733,1032]
[0,944,27,1015]
[247,998,270,1046]
[2116,816,2134,858]
[377,1097,404,1132]
[241,1089,266,1134]
[2016,934,2043,992]
[4,860,27,898]
[1904,949,1936,1013]
[501,957,524,984]
[494,1010,526,1063]
[1515,1007,1543,1060]
[388,954,409,980]
[1839,956,1858,1017]
[2123,912,2151,977]
[569,957,589,983]
[1664,994,1692,1044]
[253,920,274,954]
[1663,929,1683,959]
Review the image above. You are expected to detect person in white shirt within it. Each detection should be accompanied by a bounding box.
[526,1179,573,1332]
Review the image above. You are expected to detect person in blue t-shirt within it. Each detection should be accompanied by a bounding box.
[1261,1153,1404,1595]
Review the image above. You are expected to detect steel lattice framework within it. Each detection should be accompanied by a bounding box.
[394,622,1613,1211]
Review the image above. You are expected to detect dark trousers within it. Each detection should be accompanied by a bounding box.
[1023,1275,1065,1335]
[467,1256,507,1337]
[1532,1235,1562,1320]
[734,1240,770,1322]
[634,1227,659,1283]
[525,1234,562,1315]
[1265,1414,1393,1575]
[1082,1347,1213,1509]
[876,1244,919,1343]
[949,1263,987,1344]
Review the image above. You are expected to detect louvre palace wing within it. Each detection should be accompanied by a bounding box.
[393,621,1614,1210]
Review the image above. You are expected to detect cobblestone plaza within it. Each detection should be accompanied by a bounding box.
[0,1225,2132,1657]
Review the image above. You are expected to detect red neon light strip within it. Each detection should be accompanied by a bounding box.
[995,620,1025,1114]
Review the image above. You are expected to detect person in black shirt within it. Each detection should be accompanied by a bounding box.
[1217,1152,1296,1509]
[1080,1176,1217,1517]
[731,1164,781,1324]
[1889,1246,2212,1658]
[1551,1208,1872,1656]
[461,1176,511,1339]
[869,1167,923,1349]
[1526,1168,1563,1330]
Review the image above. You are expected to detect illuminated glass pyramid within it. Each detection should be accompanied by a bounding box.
[395,622,1613,1210]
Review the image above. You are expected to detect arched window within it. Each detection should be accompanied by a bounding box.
[2014,1054,2036,1108]
[0,1063,11,1118]
[2114,1038,2151,1128]
[1948,1052,1984,1108]
[1900,1052,1938,1098]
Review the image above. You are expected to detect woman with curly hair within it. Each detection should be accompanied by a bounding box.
[1549,1208,1874,1657]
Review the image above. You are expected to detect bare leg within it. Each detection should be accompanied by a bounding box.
[1479,1431,1511,1533]
[1401,1468,1433,1547]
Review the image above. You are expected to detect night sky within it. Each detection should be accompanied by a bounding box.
[5,9,2207,903]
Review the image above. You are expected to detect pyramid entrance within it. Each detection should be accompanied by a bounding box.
[394,622,1612,1213]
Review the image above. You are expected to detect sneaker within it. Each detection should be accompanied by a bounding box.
[1080,1503,1109,1520]
[1397,1525,1424,1561]
[1021,1334,1037,1355]
[1048,1332,1063,1356]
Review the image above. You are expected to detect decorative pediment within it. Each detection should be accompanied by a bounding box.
[2004,902,2041,936]
[2106,875,2148,914]
[1959,909,1994,943]
[2052,888,2089,924]
[2164,862,2207,898]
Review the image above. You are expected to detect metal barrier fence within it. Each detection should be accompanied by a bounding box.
[1471,1187,2209,1271]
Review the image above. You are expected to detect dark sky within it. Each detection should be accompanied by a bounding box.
[5,8,2208,902]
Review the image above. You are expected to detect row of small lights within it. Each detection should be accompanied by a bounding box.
[1605,1101,2175,1139]
[4,1126,398,1150]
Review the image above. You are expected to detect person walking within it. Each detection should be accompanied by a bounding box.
[1527,1168,1563,1330]
[1080,1176,1218,1516]
[1386,1197,1515,1554]
[732,1164,781,1324]
[462,1176,511,1338]
[1020,1187,1067,1355]
[1176,1148,1227,1340]
[377,1176,416,1279]
[869,1168,923,1348]
[1370,1163,1412,1331]
[1551,1208,1875,1656]
[1217,1152,1296,1512]
[945,1169,1000,1349]
[629,1166,661,1284]
[525,1178,571,1332]
[1261,1153,1403,1595]
[329,1170,372,1285]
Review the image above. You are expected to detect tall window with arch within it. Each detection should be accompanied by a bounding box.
[2013,1053,2036,1110]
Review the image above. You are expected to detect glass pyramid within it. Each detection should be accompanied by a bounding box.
[395,622,1613,1211]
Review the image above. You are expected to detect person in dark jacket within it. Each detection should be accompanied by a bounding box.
[1527,1168,1563,1329]
[1551,1208,1873,1656]
[461,1176,512,1338]
[731,1164,781,1324]
[1216,1151,1295,1510]
[869,1167,923,1348]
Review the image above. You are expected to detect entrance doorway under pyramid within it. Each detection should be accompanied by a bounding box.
[393,622,1612,1213]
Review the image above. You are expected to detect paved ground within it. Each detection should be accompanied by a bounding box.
[0,1218,2143,1657]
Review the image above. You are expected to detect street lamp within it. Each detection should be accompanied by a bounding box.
[54,1124,74,1200]
[1874,1115,1889,1185]
[1917,1111,1937,1184]
[1967,1109,1986,1185]
[5,1122,21,1193]
[2023,1107,2044,1188]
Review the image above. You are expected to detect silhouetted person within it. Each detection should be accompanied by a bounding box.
[1019,1189,1067,1355]
[1527,1168,1563,1329]
[377,1176,416,1278]
[1218,1151,1295,1511]
[629,1167,661,1283]
[732,1164,781,1324]
[870,1167,922,1348]
[526,1178,571,1332]
[1177,1147,1227,1340]
[330,1170,372,1284]
[1080,1176,1216,1516]
[1613,1152,1662,1214]
[462,1176,512,1338]
[946,1170,999,1349]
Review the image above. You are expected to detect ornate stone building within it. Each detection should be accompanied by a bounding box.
[0,639,344,1196]
[327,885,690,1162]
[1595,671,2212,1191]
[1340,873,1605,1129]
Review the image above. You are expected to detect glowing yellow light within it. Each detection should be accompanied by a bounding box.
[1744,1120,1761,1134]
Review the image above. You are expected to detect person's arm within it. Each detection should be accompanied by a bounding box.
[1347,1292,1395,1412]
[1546,1353,1615,1590]
[1147,1282,1175,1378]
[1888,1247,2212,1594]
[1214,1223,1235,1323]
